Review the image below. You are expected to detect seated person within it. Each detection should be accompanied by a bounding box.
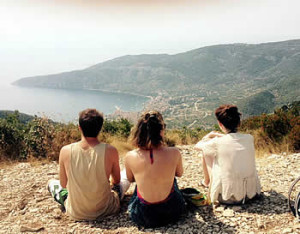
[47,108,130,220]
[195,105,261,204]
[125,111,186,228]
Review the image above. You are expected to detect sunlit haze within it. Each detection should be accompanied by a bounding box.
[0,0,299,84]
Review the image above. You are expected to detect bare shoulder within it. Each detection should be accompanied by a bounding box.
[105,144,117,153]
[105,144,118,158]
[59,144,72,162]
[125,149,139,159]
[60,144,72,155]
[61,144,71,152]
[165,146,181,157]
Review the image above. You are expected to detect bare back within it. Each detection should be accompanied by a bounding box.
[125,146,183,203]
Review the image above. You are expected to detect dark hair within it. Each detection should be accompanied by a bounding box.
[215,105,241,133]
[79,109,104,137]
[130,111,165,150]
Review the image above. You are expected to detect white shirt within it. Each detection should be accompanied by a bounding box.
[195,133,261,203]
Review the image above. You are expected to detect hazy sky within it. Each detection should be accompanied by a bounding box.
[0,0,300,84]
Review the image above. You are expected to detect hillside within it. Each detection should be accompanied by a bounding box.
[0,111,34,124]
[13,40,300,127]
[0,148,299,233]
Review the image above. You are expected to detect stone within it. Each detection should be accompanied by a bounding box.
[256,219,265,229]
[222,209,235,217]
[282,228,293,234]
[215,206,225,212]
[294,223,300,229]
[232,206,242,212]
[53,209,61,219]
[0,149,299,233]
[20,225,44,232]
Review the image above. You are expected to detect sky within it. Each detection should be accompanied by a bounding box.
[0,0,300,84]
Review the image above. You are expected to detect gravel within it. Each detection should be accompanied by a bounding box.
[0,146,299,233]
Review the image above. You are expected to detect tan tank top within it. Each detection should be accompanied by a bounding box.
[66,142,120,220]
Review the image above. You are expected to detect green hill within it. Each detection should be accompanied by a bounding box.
[0,110,34,124]
[13,39,300,127]
[238,91,275,117]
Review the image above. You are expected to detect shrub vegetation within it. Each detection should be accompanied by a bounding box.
[240,101,299,155]
[0,113,135,161]
[0,101,299,161]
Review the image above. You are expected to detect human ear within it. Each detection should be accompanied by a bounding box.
[218,121,227,133]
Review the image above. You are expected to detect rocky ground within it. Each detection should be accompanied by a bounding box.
[0,146,299,234]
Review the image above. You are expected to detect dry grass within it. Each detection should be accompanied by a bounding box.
[110,137,134,158]
[165,129,208,146]
[250,129,292,157]
[0,127,294,165]
[165,131,182,146]
[27,155,53,167]
[0,158,17,169]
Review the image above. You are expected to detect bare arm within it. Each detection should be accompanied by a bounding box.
[175,149,183,177]
[59,146,69,188]
[106,145,121,185]
[195,131,224,151]
[204,131,224,140]
[124,153,135,182]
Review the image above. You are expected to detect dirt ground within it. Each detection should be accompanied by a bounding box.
[0,146,299,233]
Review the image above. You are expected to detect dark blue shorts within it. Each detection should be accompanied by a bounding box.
[128,180,186,228]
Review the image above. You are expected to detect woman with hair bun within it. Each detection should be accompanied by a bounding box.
[125,111,185,228]
[195,105,261,204]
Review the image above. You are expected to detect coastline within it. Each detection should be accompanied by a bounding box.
[2,84,151,122]
[12,83,153,100]
[85,88,153,100]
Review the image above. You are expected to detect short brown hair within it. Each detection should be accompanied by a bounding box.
[130,111,165,149]
[79,109,104,137]
[215,105,241,133]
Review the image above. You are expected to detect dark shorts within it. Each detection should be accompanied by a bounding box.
[128,180,186,228]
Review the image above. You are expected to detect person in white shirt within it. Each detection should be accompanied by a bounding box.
[195,105,261,204]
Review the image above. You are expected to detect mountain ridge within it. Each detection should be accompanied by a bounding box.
[13,39,300,127]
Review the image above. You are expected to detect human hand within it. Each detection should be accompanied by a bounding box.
[206,131,224,139]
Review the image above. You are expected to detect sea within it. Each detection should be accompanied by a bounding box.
[0,83,149,123]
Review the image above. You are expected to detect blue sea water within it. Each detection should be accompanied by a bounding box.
[0,84,148,122]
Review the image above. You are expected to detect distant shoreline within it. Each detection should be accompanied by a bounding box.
[2,84,150,122]
[13,83,153,101]
[85,88,153,100]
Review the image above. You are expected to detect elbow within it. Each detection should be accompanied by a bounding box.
[176,171,183,177]
[60,180,67,189]
[112,177,121,185]
[128,176,135,183]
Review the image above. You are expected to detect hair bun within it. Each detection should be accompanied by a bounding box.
[143,112,159,124]
[144,113,150,121]
[226,106,238,114]
[215,104,241,133]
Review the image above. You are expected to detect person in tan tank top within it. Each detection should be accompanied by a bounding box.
[47,109,130,220]
[125,111,186,228]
